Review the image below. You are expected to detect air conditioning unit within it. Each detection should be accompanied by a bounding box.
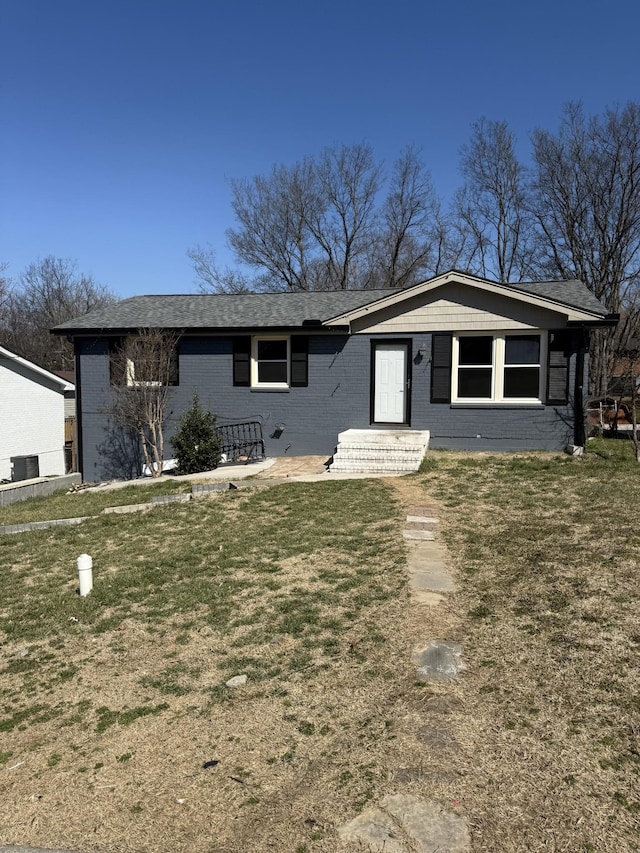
[11,455,40,482]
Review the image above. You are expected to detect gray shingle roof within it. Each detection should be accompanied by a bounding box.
[53,290,392,332]
[505,279,608,315]
[53,275,609,334]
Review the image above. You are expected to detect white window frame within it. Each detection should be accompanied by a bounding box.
[126,358,162,387]
[452,331,546,403]
[251,335,290,388]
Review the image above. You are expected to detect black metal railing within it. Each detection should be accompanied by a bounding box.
[215,421,265,463]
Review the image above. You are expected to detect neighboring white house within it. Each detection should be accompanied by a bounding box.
[0,346,74,481]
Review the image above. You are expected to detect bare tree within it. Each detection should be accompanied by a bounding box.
[531,103,640,395]
[187,245,253,294]
[372,146,443,288]
[107,329,180,478]
[1,256,116,370]
[455,119,534,282]
[305,143,382,289]
[0,264,11,335]
[225,159,317,291]
[192,143,455,293]
[0,262,9,304]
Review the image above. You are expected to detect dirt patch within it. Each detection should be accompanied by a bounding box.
[255,455,330,478]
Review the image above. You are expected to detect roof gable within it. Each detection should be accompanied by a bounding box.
[324,271,611,327]
[0,347,74,391]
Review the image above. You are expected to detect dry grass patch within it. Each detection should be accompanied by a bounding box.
[414,440,640,852]
[0,479,447,852]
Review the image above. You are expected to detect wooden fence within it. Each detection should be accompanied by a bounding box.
[64,417,77,473]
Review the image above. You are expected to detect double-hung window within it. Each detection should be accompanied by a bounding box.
[252,337,289,387]
[453,333,543,403]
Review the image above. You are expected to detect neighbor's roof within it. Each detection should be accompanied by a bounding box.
[0,346,75,390]
[52,271,611,334]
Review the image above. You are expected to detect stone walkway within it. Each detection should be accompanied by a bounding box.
[337,501,470,852]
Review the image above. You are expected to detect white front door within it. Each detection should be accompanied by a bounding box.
[373,343,407,423]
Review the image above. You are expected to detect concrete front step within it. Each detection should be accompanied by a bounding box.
[334,447,424,465]
[330,462,420,473]
[336,428,430,447]
[335,444,427,456]
[330,428,430,474]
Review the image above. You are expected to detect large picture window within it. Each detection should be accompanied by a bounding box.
[453,333,543,402]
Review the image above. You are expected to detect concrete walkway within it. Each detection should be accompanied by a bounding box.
[73,454,411,494]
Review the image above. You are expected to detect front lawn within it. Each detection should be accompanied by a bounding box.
[0,442,638,852]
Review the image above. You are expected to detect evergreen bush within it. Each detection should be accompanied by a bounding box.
[171,394,222,474]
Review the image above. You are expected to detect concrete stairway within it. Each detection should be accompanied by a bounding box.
[329,429,430,474]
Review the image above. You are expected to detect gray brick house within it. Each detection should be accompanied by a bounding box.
[53,270,616,481]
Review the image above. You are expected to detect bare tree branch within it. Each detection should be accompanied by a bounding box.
[0,256,116,370]
[531,102,640,395]
[106,329,180,478]
[455,119,534,282]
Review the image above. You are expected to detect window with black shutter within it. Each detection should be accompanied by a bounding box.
[431,333,452,403]
[233,336,251,386]
[546,330,571,405]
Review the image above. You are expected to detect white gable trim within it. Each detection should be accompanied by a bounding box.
[322,271,605,328]
[0,346,74,391]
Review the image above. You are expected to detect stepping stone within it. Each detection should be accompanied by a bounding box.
[338,794,470,852]
[403,529,436,541]
[410,568,455,594]
[416,724,459,751]
[411,641,465,683]
[412,590,446,607]
[407,515,439,525]
[422,696,464,715]
[407,506,438,518]
[407,545,449,564]
[395,766,460,785]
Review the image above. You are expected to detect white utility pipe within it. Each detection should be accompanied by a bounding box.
[77,554,93,596]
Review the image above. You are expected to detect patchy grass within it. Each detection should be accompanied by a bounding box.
[0,479,192,525]
[414,439,640,852]
[0,478,411,852]
[1,448,638,853]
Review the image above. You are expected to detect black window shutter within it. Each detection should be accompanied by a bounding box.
[168,345,179,386]
[546,331,571,405]
[233,336,251,386]
[290,336,308,387]
[431,333,452,403]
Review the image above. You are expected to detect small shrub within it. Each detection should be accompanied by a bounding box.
[171,394,222,474]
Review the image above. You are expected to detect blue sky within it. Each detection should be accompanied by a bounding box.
[2,0,639,298]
